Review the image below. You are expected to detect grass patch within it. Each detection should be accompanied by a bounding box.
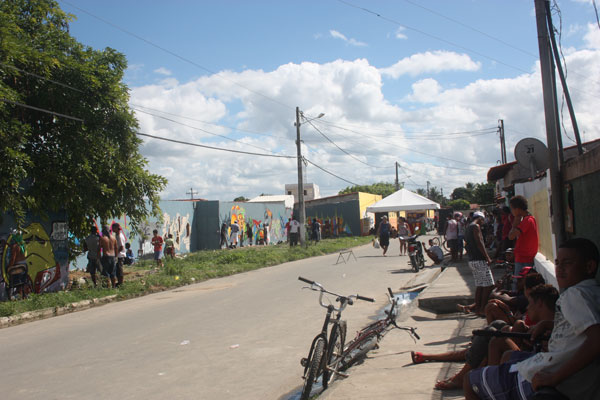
[0,236,372,318]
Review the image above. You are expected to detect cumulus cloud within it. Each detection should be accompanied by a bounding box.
[129,27,600,201]
[395,27,407,40]
[154,67,172,76]
[329,30,367,47]
[380,50,481,78]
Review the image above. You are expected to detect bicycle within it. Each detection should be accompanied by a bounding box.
[298,276,374,399]
[298,278,420,399]
[430,236,449,252]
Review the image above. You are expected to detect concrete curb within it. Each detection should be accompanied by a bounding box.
[0,295,119,329]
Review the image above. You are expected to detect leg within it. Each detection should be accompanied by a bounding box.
[463,372,479,400]
[477,286,494,315]
[416,348,467,362]
[435,363,472,390]
[484,301,513,325]
[488,337,519,366]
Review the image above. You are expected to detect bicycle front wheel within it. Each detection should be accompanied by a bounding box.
[301,337,325,400]
[431,237,441,247]
[325,320,347,387]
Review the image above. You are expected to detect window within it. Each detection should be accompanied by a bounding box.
[287,191,292,195]
[304,190,307,195]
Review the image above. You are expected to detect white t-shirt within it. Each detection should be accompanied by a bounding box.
[289,220,300,233]
[445,219,458,240]
[516,279,600,398]
[117,231,127,258]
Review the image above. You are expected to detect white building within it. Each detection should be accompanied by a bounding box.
[247,195,295,210]
[284,183,320,203]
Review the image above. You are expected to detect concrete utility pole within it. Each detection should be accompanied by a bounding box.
[395,162,400,191]
[426,181,431,198]
[295,107,306,247]
[498,119,507,164]
[534,0,566,248]
[186,187,198,200]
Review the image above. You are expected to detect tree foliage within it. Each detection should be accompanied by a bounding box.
[339,182,399,198]
[448,199,470,210]
[450,182,495,206]
[233,196,249,202]
[0,0,167,237]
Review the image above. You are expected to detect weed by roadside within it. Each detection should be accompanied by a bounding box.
[0,236,372,317]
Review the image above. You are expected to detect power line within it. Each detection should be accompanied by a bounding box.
[0,98,84,122]
[304,118,392,169]
[136,132,295,159]
[62,1,295,112]
[593,0,600,30]
[304,157,360,186]
[133,108,282,153]
[0,62,84,93]
[131,103,287,139]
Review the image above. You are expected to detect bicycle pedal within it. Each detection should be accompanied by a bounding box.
[300,358,308,367]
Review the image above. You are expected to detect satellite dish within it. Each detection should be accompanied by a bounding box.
[514,138,550,178]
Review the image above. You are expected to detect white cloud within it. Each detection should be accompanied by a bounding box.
[380,50,481,78]
[130,30,600,200]
[329,30,367,47]
[395,27,407,40]
[154,67,172,76]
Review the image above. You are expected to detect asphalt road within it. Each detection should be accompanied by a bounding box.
[0,239,421,400]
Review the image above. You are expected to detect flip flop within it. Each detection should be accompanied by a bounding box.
[434,379,462,390]
[410,351,425,364]
[456,304,472,314]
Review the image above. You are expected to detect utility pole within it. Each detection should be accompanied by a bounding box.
[186,187,198,200]
[295,107,306,247]
[426,181,431,198]
[534,0,566,248]
[395,162,400,191]
[498,119,507,164]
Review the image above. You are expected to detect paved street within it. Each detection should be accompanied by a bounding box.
[0,239,429,400]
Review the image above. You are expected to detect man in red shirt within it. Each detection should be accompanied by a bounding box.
[508,195,539,291]
[151,229,164,268]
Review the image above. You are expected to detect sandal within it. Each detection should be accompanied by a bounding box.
[456,304,472,314]
[411,351,425,364]
[434,379,462,390]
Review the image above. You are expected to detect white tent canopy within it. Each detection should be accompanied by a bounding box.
[366,188,440,213]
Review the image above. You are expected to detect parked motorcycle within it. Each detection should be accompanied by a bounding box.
[400,234,425,272]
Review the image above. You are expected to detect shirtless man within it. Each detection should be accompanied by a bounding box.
[100,225,118,288]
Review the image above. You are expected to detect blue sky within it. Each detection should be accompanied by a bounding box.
[59,0,600,200]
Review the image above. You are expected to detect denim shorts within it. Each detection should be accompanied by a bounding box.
[101,255,116,278]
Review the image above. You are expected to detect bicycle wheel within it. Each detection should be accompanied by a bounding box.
[430,237,441,247]
[442,239,449,252]
[301,338,325,400]
[325,320,347,387]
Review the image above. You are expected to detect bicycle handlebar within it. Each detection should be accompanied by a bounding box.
[298,276,374,311]
[298,276,315,285]
[357,295,375,302]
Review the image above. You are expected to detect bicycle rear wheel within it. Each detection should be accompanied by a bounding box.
[325,320,346,387]
[431,237,441,247]
[301,337,325,400]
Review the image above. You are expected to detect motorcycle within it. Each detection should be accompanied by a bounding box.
[400,234,425,272]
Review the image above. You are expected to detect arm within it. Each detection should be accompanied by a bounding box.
[532,324,600,390]
[508,215,523,240]
[474,224,491,263]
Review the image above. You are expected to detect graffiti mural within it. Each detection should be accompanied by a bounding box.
[219,202,292,246]
[0,213,69,301]
[307,215,352,238]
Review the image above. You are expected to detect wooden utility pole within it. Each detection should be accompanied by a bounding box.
[534,0,566,248]
[498,119,507,164]
[395,162,400,191]
[295,107,306,247]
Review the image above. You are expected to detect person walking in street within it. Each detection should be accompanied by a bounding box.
[459,211,494,315]
[164,233,175,259]
[397,217,410,256]
[219,222,228,249]
[151,229,163,268]
[246,222,253,246]
[112,223,127,287]
[230,220,240,248]
[263,222,270,245]
[99,225,118,288]
[508,195,539,291]
[456,212,465,261]
[311,218,321,243]
[445,213,459,262]
[377,215,391,256]
[289,217,300,246]
[83,226,101,287]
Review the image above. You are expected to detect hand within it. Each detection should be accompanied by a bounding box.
[531,370,558,390]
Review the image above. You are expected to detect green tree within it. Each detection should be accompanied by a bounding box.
[0,0,166,238]
[338,182,399,198]
[451,187,473,202]
[448,199,470,210]
[472,182,495,205]
[234,196,249,202]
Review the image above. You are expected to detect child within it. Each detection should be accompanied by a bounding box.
[164,234,175,259]
[151,229,163,268]
[124,243,135,265]
[465,237,600,399]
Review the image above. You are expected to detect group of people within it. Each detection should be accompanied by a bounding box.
[150,230,176,268]
[220,220,273,249]
[409,195,600,399]
[83,223,135,288]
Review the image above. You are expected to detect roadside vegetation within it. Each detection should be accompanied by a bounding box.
[0,236,372,317]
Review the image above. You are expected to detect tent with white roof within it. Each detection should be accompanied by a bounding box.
[366,188,440,213]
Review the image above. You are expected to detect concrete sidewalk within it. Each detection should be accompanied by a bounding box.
[320,257,502,400]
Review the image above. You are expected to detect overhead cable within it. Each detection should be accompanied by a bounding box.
[303,157,361,186]
[62,1,294,112]
[0,98,84,122]
[136,132,295,159]
[0,62,84,93]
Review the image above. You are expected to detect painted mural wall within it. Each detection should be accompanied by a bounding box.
[219,201,292,247]
[305,200,360,237]
[0,212,69,301]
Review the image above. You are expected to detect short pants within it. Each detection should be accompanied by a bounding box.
[87,257,101,275]
[154,250,162,260]
[468,259,495,287]
[468,352,535,400]
[379,233,390,247]
[447,238,458,251]
[101,255,116,278]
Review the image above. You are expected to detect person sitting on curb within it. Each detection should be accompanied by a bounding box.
[464,237,600,400]
[422,239,444,265]
[409,281,557,391]
[484,270,545,325]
